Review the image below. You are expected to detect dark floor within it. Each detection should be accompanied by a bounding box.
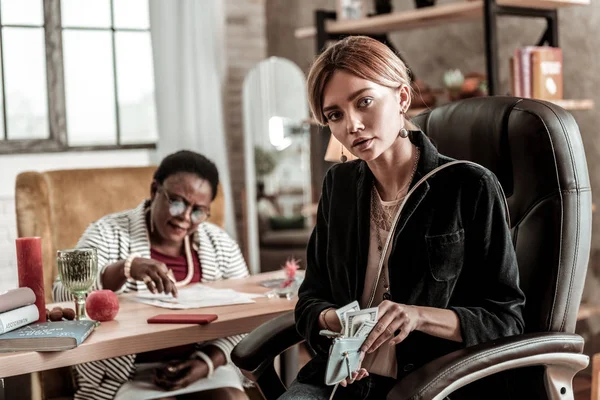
[575,374,592,400]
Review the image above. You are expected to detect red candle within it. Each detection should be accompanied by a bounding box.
[16,237,45,323]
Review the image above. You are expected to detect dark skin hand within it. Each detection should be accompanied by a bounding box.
[153,345,226,391]
[100,257,177,297]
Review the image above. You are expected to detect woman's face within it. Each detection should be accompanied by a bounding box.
[150,172,213,244]
[322,70,410,162]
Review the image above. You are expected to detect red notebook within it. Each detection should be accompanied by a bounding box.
[147,314,218,324]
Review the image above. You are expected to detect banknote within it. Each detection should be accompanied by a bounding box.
[346,307,378,337]
[335,300,359,335]
[353,319,376,338]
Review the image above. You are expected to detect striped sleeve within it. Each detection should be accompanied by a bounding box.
[52,221,111,302]
[75,220,117,292]
[52,273,73,303]
[222,231,249,280]
[73,354,136,400]
[203,334,246,364]
[52,219,122,302]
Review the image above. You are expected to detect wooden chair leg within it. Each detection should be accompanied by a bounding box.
[592,353,600,400]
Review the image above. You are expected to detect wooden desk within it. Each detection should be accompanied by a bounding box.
[0,271,296,379]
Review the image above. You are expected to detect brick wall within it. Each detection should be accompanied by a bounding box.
[224,0,267,250]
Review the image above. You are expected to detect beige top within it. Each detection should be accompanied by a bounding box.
[360,190,403,379]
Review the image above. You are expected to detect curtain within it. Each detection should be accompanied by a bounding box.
[149,0,235,237]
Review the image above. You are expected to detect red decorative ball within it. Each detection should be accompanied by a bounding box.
[86,290,119,322]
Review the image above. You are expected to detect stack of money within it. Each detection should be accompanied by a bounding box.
[335,301,378,339]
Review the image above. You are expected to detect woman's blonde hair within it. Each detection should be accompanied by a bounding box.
[307,36,414,127]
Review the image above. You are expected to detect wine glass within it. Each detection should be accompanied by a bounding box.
[57,248,98,320]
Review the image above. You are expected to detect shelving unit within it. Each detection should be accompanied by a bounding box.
[297,0,589,38]
[295,0,591,107]
[407,99,594,114]
[296,0,587,38]
[549,99,594,111]
[295,2,482,38]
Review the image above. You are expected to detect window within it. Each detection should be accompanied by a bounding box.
[0,0,158,153]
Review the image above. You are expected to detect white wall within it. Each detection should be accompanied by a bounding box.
[0,149,154,292]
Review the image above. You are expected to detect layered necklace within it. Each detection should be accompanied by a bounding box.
[370,145,420,301]
[178,235,196,287]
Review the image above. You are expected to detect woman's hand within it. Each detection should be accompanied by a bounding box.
[339,351,368,387]
[360,301,420,354]
[129,257,177,297]
[153,359,207,391]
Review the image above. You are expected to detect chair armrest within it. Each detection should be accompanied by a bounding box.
[389,332,587,400]
[232,311,302,376]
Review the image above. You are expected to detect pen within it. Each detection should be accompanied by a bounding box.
[166,269,176,283]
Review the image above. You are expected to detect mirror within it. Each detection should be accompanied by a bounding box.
[242,57,312,275]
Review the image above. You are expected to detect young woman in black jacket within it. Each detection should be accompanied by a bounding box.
[279,36,525,400]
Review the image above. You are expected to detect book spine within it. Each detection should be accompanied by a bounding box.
[520,47,535,98]
[0,304,39,334]
[531,50,544,99]
[512,49,522,97]
[76,323,96,346]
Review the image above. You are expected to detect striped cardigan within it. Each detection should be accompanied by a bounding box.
[53,201,249,400]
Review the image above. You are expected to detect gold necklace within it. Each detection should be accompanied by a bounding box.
[370,146,420,301]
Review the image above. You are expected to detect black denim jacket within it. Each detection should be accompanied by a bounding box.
[295,131,525,384]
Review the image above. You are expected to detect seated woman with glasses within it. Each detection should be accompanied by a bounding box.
[53,150,249,400]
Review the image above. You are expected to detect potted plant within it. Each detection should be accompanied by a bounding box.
[254,146,278,183]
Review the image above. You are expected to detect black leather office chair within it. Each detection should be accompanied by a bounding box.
[232,97,592,399]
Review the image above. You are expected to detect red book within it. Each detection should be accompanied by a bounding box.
[147,314,218,324]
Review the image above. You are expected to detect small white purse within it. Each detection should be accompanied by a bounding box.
[323,334,365,386]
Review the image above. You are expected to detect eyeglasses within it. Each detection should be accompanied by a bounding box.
[161,189,211,224]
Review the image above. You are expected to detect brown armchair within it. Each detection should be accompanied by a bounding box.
[232,97,592,399]
[14,165,225,399]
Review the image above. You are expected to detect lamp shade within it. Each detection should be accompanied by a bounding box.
[324,134,358,162]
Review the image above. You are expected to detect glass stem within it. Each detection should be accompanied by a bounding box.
[74,294,87,320]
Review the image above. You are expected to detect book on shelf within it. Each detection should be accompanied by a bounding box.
[0,304,39,335]
[510,46,563,101]
[531,47,563,100]
[0,287,36,313]
[0,320,96,352]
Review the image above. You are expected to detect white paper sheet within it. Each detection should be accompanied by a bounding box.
[114,363,243,400]
[132,283,263,309]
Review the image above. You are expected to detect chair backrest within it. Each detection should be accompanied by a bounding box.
[412,97,592,334]
[15,166,226,304]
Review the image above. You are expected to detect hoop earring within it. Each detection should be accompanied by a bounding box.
[145,206,155,233]
[340,146,348,163]
[399,128,409,138]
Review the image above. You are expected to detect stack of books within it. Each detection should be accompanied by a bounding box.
[0,287,38,335]
[510,46,563,101]
[0,287,97,352]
